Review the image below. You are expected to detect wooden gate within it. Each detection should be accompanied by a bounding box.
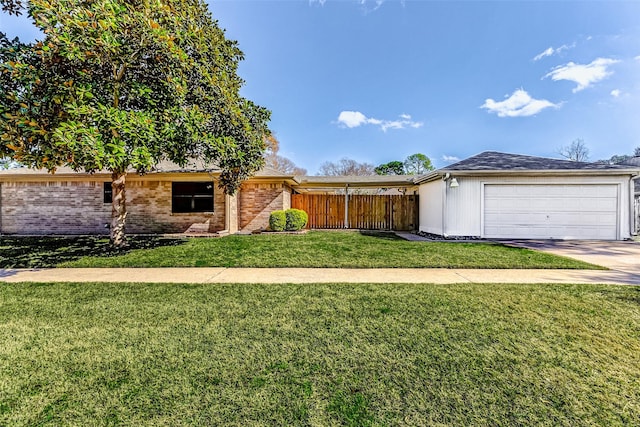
[291,194,418,231]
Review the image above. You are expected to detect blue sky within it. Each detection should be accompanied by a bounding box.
[3,1,640,173]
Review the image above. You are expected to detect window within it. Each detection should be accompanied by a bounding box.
[103,182,112,204]
[172,182,214,213]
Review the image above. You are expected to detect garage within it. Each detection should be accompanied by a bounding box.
[483,184,618,239]
[416,151,639,241]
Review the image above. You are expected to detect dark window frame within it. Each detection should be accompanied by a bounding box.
[172,181,214,214]
[103,182,112,204]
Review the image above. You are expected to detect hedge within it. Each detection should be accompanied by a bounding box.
[269,210,286,232]
[285,209,308,231]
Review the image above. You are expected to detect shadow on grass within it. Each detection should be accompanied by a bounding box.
[600,286,640,305]
[0,235,187,268]
[358,230,404,241]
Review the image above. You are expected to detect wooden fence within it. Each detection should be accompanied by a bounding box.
[291,194,418,231]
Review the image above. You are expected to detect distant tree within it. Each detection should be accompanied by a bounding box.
[558,139,589,162]
[0,0,270,246]
[597,146,640,164]
[263,135,307,175]
[317,158,376,176]
[375,161,405,175]
[267,155,307,175]
[403,153,435,174]
[609,155,633,164]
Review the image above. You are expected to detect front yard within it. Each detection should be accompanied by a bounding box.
[1,282,638,425]
[0,231,601,269]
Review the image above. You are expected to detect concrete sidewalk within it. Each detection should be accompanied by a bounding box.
[1,267,639,285]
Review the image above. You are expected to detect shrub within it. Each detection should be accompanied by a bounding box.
[285,208,308,231]
[269,210,286,232]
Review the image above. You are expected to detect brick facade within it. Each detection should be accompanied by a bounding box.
[0,177,226,235]
[238,182,292,231]
[1,181,111,234]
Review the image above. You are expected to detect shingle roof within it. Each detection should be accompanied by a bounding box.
[443,151,634,171]
[0,161,292,178]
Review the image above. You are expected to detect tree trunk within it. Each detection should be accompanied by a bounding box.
[110,171,128,247]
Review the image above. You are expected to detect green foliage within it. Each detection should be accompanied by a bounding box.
[375,153,435,175]
[0,0,270,244]
[403,153,434,174]
[285,208,308,231]
[374,160,404,175]
[269,210,286,232]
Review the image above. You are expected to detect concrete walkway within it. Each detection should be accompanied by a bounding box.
[502,240,640,276]
[1,267,639,285]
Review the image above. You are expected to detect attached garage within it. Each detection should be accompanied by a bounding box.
[483,184,618,239]
[417,151,640,241]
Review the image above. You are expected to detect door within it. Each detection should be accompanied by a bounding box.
[483,184,618,239]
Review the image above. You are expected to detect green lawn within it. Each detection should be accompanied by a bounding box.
[1,282,638,425]
[0,231,598,269]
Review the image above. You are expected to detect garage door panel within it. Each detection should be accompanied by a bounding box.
[484,184,618,239]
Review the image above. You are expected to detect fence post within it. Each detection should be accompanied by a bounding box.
[344,184,349,228]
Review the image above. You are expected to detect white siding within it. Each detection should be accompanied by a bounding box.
[418,180,443,234]
[419,175,633,240]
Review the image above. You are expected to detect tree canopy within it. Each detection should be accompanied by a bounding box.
[0,0,270,245]
[375,153,435,175]
[374,160,404,175]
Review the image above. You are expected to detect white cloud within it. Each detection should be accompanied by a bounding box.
[481,89,560,118]
[611,89,621,98]
[544,58,619,93]
[337,111,368,128]
[635,55,640,61]
[359,0,384,11]
[533,47,554,61]
[442,155,460,163]
[336,111,423,131]
[309,0,327,5]
[533,44,574,61]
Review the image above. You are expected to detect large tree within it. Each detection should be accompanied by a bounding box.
[0,0,270,246]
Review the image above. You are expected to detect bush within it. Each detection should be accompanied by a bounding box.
[285,209,308,231]
[269,210,286,232]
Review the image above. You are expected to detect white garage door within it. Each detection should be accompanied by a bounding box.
[483,184,618,239]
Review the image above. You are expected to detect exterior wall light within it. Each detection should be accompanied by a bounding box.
[450,177,459,188]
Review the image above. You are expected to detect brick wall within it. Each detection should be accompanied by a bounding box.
[1,181,111,234]
[125,180,225,233]
[0,178,225,235]
[238,182,290,231]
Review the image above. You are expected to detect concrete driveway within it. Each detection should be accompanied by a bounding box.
[503,240,640,282]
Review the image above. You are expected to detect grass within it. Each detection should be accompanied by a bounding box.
[1,282,639,425]
[0,231,601,269]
